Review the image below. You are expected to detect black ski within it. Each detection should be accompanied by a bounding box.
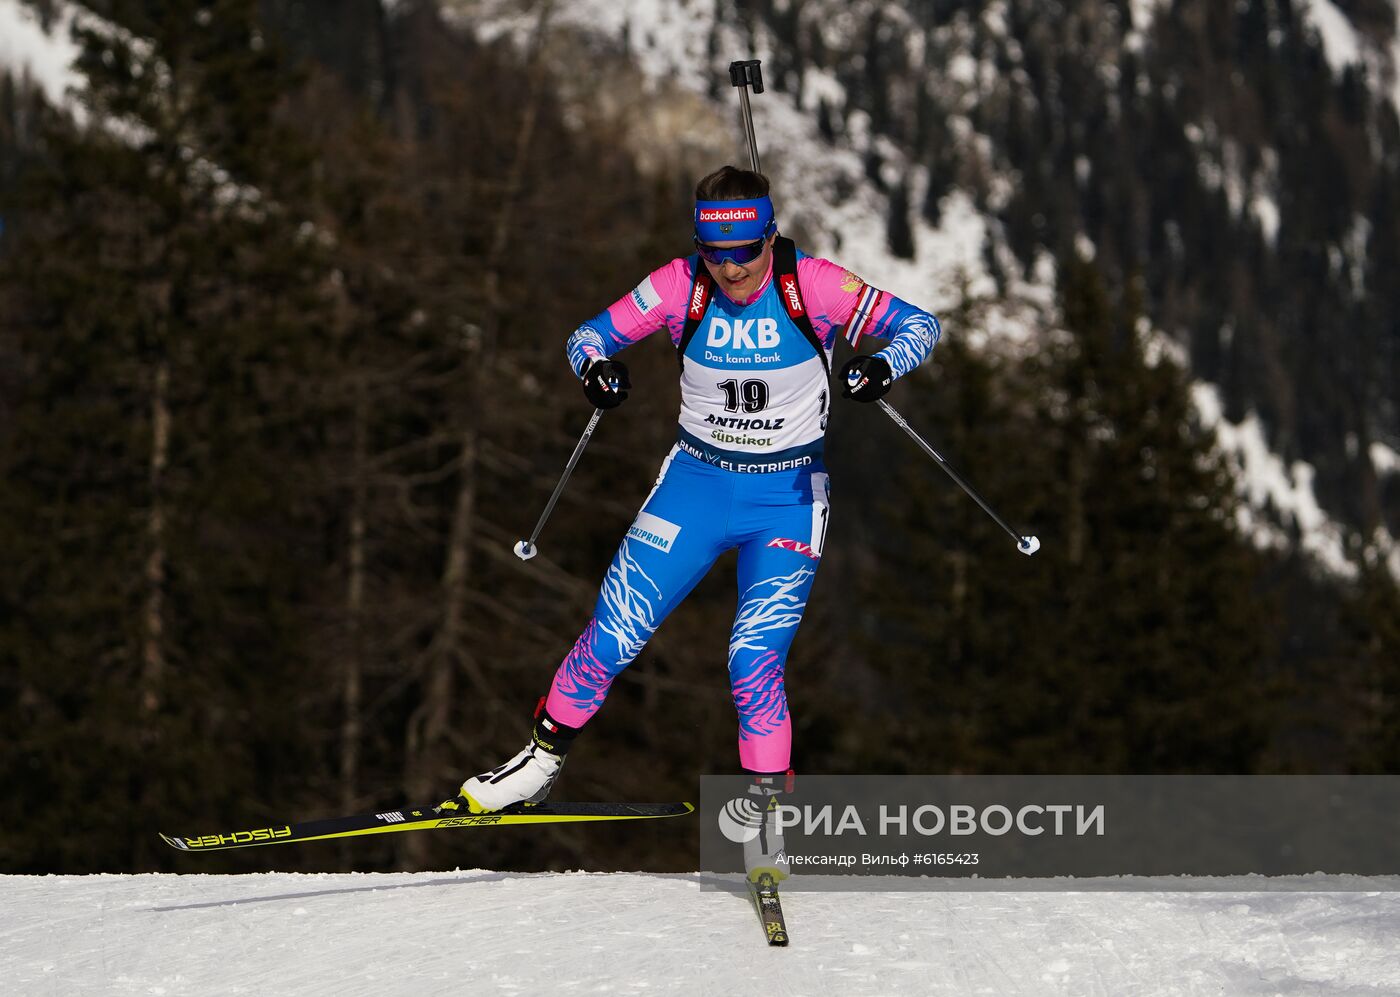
[748,873,790,946]
[160,801,694,853]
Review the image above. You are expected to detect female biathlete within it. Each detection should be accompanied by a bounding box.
[439,166,941,875]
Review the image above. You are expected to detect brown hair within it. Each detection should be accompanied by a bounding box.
[695,165,770,200]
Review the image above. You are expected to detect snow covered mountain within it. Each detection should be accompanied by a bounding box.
[5,0,1400,898]
[3,0,1397,576]
[444,0,1400,579]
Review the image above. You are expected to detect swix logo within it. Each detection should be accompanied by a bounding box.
[689,280,708,319]
[778,274,804,315]
[698,207,759,223]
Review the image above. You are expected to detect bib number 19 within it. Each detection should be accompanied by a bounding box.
[718,378,769,414]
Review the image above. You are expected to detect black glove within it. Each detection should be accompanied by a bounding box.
[582,358,631,409]
[839,354,892,402]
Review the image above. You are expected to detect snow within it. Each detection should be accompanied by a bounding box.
[1248,148,1283,247]
[1124,0,1167,53]
[799,65,846,114]
[1373,441,1400,476]
[982,0,1010,39]
[1296,0,1400,118]
[1344,214,1371,297]
[0,0,156,142]
[1303,0,1364,77]
[0,0,83,112]
[1393,28,1400,123]
[1251,193,1281,246]
[1191,383,1357,578]
[5,871,1400,995]
[449,0,1054,339]
[447,0,1392,581]
[1136,331,1360,574]
[4,0,1389,581]
[455,0,720,93]
[1186,123,1285,241]
[0,0,265,212]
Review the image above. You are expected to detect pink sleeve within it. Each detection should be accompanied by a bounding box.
[795,256,890,349]
[567,258,695,375]
[598,257,694,349]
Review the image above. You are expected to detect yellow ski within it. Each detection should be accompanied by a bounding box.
[160,801,694,853]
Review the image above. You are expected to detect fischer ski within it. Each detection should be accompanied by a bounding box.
[748,873,790,946]
[159,801,694,853]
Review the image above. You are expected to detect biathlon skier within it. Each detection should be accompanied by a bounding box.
[439,166,942,881]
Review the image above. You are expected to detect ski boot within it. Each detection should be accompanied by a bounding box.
[739,770,793,884]
[437,701,578,815]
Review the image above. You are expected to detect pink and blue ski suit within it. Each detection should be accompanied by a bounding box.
[546,248,940,772]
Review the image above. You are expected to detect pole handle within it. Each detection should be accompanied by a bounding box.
[729,59,764,173]
[729,60,764,94]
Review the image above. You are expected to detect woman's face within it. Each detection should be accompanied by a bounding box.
[700,233,776,302]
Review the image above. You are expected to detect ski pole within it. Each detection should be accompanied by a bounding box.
[727,60,1037,557]
[867,388,1041,557]
[513,407,605,561]
[730,60,764,172]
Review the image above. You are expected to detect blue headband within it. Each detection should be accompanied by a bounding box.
[694,196,776,243]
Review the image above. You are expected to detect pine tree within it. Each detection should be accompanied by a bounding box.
[1046,257,1276,771]
[844,257,1278,775]
[1343,545,1400,772]
[0,0,331,872]
[887,174,916,260]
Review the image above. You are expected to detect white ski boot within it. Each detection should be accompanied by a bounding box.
[460,741,563,813]
[739,772,791,883]
[438,705,575,814]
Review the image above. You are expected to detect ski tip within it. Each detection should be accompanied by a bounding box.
[158,833,190,851]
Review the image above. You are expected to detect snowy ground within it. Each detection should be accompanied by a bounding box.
[4,872,1400,996]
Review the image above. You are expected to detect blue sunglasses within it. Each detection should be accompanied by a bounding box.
[694,220,776,266]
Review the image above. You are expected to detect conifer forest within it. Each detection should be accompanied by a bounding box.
[2,0,1398,876]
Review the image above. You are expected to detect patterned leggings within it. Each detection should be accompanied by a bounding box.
[544,446,830,772]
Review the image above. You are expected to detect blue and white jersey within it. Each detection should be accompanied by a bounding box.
[677,273,831,473]
[565,250,942,474]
